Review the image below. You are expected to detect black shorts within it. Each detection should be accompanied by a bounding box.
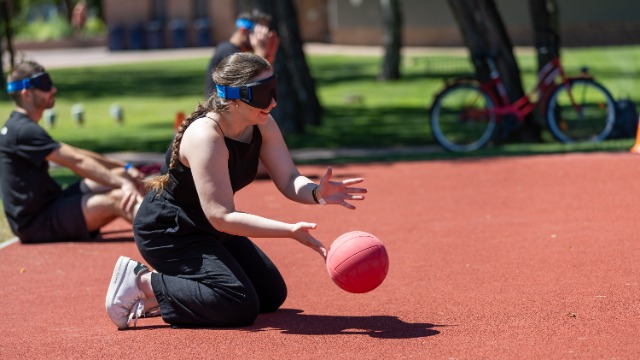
[18,182,98,243]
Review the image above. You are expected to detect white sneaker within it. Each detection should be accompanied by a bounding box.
[105,256,149,329]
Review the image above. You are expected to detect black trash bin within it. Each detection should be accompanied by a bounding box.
[169,19,188,48]
[108,24,125,51]
[128,23,145,50]
[194,18,211,47]
[146,20,165,49]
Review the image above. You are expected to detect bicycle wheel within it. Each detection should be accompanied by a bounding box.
[430,82,497,152]
[545,78,616,143]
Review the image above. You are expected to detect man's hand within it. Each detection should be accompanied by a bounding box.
[250,23,280,64]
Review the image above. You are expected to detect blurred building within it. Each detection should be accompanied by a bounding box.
[102,0,640,51]
[329,0,640,47]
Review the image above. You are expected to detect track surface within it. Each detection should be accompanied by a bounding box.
[1,153,639,359]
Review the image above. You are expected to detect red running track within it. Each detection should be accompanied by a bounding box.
[1,152,639,359]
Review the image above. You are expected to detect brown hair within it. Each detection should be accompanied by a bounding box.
[145,52,271,194]
[238,9,272,27]
[7,61,46,103]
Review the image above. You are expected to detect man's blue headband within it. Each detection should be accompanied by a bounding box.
[236,18,255,31]
[6,72,53,93]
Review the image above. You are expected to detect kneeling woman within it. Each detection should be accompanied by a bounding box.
[105,52,367,329]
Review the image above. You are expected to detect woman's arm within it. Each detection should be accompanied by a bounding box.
[182,117,326,257]
[259,117,367,209]
[258,117,318,203]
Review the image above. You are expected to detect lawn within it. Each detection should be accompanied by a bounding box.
[1,45,639,241]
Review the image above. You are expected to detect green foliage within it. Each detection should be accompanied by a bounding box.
[83,15,106,36]
[10,0,106,41]
[15,14,72,41]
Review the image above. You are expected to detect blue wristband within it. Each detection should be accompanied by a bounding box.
[124,162,132,171]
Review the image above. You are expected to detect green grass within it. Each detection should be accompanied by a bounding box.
[1,45,640,241]
[2,46,639,154]
[0,202,12,242]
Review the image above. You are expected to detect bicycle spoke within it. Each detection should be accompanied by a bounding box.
[546,79,615,143]
[430,83,496,152]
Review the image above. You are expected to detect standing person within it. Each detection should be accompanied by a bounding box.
[203,10,280,98]
[0,61,145,243]
[105,53,366,330]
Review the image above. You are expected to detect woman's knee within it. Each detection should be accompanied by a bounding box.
[260,286,287,313]
[226,297,260,326]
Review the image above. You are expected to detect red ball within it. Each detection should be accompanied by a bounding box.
[326,231,389,293]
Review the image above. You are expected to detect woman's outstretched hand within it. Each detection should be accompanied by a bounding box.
[291,222,327,259]
[317,166,366,210]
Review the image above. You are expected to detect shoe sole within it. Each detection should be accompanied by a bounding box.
[105,256,133,330]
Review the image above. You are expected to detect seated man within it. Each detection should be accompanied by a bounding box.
[0,61,145,243]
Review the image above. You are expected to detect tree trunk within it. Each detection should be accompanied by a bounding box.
[529,0,560,72]
[87,0,105,21]
[448,0,542,143]
[61,0,74,21]
[243,0,323,134]
[0,0,16,91]
[379,0,402,80]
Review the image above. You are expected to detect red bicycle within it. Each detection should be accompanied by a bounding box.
[429,54,616,152]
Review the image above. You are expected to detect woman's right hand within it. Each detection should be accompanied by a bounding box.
[291,222,327,259]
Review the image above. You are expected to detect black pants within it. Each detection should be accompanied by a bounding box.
[136,233,287,327]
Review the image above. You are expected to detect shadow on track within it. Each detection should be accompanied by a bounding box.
[245,308,444,339]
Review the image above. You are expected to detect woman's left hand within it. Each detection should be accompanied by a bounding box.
[316,166,366,210]
[291,222,327,259]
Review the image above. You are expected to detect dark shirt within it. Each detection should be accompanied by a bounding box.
[0,111,62,234]
[134,125,262,245]
[204,41,241,98]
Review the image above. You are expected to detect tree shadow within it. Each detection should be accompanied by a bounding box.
[242,308,444,339]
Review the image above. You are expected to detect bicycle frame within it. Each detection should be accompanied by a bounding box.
[431,53,615,151]
[476,56,587,122]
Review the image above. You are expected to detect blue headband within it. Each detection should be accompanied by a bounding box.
[215,74,278,110]
[7,78,33,93]
[216,84,241,99]
[235,18,255,31]
[6,72,52,93]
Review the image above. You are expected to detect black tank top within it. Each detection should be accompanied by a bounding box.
[165,125,262,205]
[133,125,262,243]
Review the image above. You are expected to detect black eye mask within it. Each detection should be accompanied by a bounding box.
[216,74,278,110]
[6,72,54,93]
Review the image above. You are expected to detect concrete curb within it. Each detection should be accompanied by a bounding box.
[102,146,443,166]
[0,237,19,249]
[6,43,480,70]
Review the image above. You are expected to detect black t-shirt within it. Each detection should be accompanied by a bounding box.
[203,41,241,98]
[0,111,62,233]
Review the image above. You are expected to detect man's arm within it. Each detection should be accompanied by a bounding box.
[46,142,137,191]
[72,146,126,170]
[71,145,145,186]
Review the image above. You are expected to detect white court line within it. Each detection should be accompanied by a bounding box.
[0,237,19,249]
